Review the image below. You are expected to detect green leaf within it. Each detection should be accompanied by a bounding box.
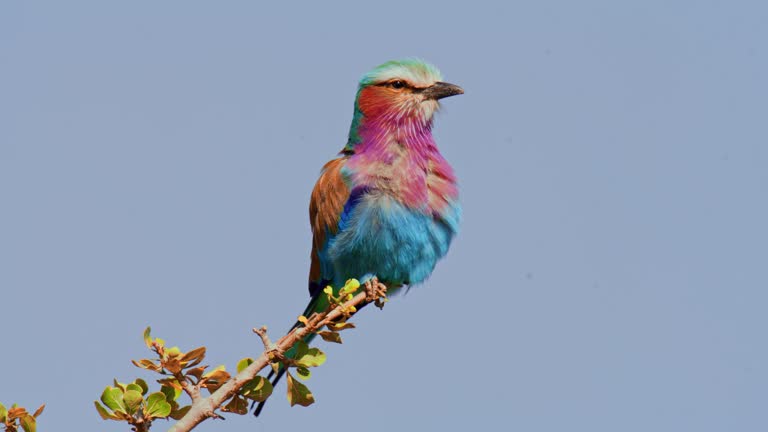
[93,401,120,420]
[295,346,326,368]
[143,326,152,348]
[19,414,36,432]
[241,376,273,402]
[296,366,311,380]
[160,385,181,402]
[338,278,361,296]
[126,383,143,394]
[123,390,143,414]
[317,330,342,344]
[113,379,127,392]
[0,402,7,422]
[134,378,149,395]
[145,392,172,418]
[100,386,126,413]
[236,357,254,373]
[146,392,166,406]
[286,372,315,407]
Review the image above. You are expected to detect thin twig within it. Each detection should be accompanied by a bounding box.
[167,283,386,432]
[253,326,273,352]
[130,417,151,432]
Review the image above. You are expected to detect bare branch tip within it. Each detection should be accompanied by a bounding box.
[253,325,275,352]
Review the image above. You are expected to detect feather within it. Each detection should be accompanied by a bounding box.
[308,157,350,296]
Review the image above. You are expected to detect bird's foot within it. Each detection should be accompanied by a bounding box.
[364,277,388,309]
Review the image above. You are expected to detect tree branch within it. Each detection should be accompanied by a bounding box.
[167,279,386,432]
[173,372,201,404]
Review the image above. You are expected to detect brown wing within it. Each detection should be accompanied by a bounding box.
[308,156,350,295]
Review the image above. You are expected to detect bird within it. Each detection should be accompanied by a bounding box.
[254,59,463,416]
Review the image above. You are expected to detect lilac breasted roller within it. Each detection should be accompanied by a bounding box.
[255,59,463,416]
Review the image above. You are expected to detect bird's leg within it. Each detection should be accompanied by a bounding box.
[363,277,378,302]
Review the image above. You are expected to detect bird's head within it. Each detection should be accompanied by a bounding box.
[346,59,463,149]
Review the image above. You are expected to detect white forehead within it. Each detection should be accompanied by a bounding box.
[360,59,443,88]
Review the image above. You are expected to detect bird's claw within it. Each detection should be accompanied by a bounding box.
[364,277,388,309]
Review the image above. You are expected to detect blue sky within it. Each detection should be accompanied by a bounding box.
[2,1,767,431]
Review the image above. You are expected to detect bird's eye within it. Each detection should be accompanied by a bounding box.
[390,80,406,89]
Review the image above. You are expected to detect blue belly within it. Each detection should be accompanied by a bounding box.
[327,192,460,286]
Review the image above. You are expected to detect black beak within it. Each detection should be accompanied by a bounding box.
[422,81,464,100]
